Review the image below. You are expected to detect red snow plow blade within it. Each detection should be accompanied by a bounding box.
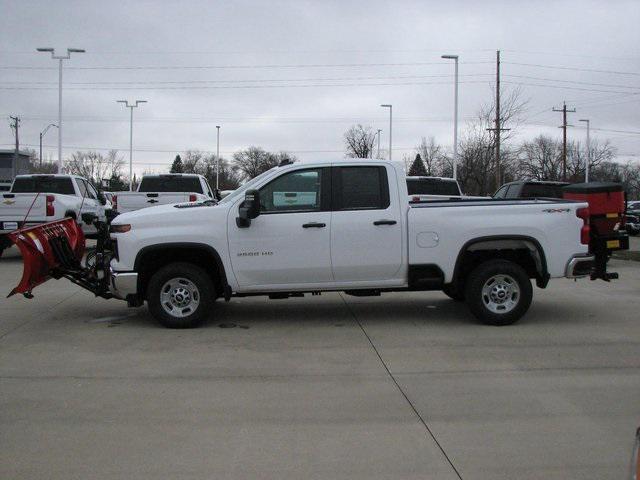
[7,218,85,298]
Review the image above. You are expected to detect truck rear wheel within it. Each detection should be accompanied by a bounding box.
[147,262,215,328]
[465,260,532,326]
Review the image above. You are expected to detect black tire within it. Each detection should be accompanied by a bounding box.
[464,260,532,326]
[442,284,465,301]
[147,262,216,328]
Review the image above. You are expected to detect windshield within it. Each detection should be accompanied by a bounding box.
[217,167,279,205]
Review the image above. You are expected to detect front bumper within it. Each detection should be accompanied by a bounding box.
[565,254,595,278]
[109,270,138,299]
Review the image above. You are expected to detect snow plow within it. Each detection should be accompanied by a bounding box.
[7,213,115,300]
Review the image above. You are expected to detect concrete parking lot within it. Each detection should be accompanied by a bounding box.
[1,245,639,480]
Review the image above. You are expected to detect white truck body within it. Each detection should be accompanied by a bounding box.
[0,174,105,239]
[114,174,214,214]
[107,159,594,327]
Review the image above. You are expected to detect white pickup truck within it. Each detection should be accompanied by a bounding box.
[87,158,594,328]
[113,174,215,214]
[0,174,107,256]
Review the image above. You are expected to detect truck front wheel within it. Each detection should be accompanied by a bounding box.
[147,262,215,328]
[465,260,532,326]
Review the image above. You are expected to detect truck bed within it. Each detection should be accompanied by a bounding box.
[408,197,587,280]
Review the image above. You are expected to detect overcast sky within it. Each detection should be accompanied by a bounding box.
[1,0,639,175]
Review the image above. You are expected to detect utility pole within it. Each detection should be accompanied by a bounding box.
[10,116,20,179]
[553,102,576,181]
[486,50,509,188]
[376,128,382,159]
[579,119,591,182]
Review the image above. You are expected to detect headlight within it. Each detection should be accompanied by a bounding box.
[110,224,131,233]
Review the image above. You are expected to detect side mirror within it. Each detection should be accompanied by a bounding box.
[236,189,261,228]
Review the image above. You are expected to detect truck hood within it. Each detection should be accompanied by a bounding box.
[112,201,222,228]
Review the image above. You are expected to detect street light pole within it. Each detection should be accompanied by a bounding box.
[441,54,459,180]
[36,47,85,171]
[376,128,382,159]
[39,123,58,168]
[216,125,221,190]
[380,104,392,160]
[117,100,147,191]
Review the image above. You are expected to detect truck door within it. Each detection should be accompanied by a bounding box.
[330,165,403,283]
[227,167,333,288]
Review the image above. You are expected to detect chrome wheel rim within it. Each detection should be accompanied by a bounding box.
[481,274,520,314]
[160,277,200,318]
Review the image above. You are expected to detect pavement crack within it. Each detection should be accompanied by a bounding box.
[339,293,464,480]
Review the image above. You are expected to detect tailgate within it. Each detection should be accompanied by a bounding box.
[1,194,47,228]
[117,192,191,211]
[7,218,85,297]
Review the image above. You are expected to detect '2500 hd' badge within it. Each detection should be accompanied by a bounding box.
[237,251,273,257]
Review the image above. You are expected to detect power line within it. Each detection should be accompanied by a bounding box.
[503,74,640,91]
[0,60,493,71]
[0,79,494,91]
[504,61,640,76]
[0,72,493,86]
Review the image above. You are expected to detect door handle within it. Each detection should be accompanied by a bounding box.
[302,222,326,228]
[373,219,397,226]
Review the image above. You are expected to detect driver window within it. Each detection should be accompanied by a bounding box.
[259,169,322,213]
[494,185,507,199]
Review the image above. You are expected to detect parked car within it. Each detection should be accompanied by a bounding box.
[0,174,108,257]
[625,214,640,236]
[407,176,488,201]
[9,158,602,329]
[627,200,640,217]
[112,174,215,214]
[0,181,11,192]
[493,180,570,199]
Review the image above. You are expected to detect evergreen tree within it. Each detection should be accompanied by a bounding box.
[170,154,184,173]
[408,153,428,176]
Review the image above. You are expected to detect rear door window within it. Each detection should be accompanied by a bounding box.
[334,166,389,210]
[11,177,75,195]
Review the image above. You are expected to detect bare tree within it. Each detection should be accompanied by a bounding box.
[232,147,292,180]
[566,139,616,182]
[518,135,563,181]
[344,124,376,158]
[64,150,125,186]
[415,136,446,176]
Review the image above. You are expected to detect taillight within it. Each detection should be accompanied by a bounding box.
[189,194,197,202]
[576,207,590,245]
[113,195,118,211]
[46,195,55,216]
